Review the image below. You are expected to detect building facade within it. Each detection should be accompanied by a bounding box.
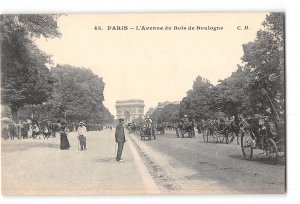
[115,99,145,124]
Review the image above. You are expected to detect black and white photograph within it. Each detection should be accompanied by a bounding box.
[0,12,286,195]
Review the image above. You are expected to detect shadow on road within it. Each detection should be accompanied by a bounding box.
[229,153,285,166]
[2,141,59,153]
[94,158,116,163]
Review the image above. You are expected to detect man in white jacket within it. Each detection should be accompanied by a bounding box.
[77,122,87,150]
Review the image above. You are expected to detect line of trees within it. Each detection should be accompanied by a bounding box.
[1,14,114,124]
[1,15,60,120]
[148,13,284,123]
[151,103,180,123]
[48,64,114,124]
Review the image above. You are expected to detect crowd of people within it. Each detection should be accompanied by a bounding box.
[1,118,106,141]
[1,119,59,140]
[1,117,114,152]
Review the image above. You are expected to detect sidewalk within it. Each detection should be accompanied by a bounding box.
[1,129,159,195]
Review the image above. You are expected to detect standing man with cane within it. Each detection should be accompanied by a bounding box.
[115,118,125,162]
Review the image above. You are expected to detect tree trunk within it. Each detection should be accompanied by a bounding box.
[11,105,19,122]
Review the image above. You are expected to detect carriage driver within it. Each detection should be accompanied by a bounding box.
[144,116,153,125]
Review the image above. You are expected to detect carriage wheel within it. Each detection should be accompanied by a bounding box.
[265,138,279,165]
[241,133,253,160]
[227,132,234,144]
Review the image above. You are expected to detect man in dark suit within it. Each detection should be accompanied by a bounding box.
[115,118,125,162]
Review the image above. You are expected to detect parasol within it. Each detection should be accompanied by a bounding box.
[1,117,14,123]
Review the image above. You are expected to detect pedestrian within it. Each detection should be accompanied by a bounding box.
[115,118,126,162]
[9,122,16,140]
[60,119,70,150]
[77,122,87,151]
[28,123,32,138]
[21,121,28,139]
[1,123,10,140]
[16,119,23,139]
[32,124,40,139]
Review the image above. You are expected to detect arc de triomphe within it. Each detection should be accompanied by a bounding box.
[115,99,145,124]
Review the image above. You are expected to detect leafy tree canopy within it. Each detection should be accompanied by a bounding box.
[179,13,285,121]
[151,103,180,123]
[49,64,113,123]
[1,15,61,120]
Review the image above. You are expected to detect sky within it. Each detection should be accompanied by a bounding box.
[35,13,267,116]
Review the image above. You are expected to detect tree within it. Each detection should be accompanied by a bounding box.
[242,13,285,116]
[1,15,61,120]
[49,64,114,124]
[161,103,180,123]
[150,103,180,123]
[180,76,214,120]
[132,116,143,124]
[145,107,155,117]
[178,13,284,120]
[213,65,252,116]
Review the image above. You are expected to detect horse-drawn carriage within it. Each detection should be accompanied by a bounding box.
[155,123,165,135]
[201,117,240,144]
[140,122,156,141]
[128,122,139,134]
[176,121,195,138]
[202,119,225,143]
[240,115,285,164]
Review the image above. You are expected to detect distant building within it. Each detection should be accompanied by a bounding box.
[115,99,145,124]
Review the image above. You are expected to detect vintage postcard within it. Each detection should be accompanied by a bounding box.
[0,13,285,195]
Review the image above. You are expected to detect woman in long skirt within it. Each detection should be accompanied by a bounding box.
[60,119,70,150]
[1,124,10,140]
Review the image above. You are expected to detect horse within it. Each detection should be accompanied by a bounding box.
[176,121,195,138]
[223,120,240,144]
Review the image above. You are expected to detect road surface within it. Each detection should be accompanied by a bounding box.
[129,130,285,194]
[1,129,285,195]
[1,129,159,195]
